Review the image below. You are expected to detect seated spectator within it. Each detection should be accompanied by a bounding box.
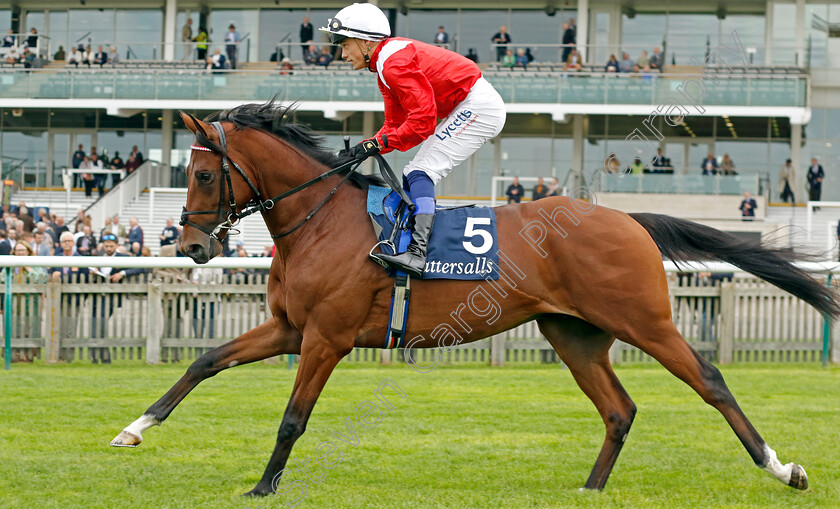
[505,177,524,204]
[502,49,515,68]
[720,154,737,175]
[701,153,718,175]
[22,49,36,69]
[159,217,179,247]
[54,45,66,60]
[107,46,119,65]
[76,225,97,256]
[547,176,560,197]
[124,154,140,175]
[93,45,107,66]
[2,29,14,48]
[532,177,548,201]
[515,48,528,69]
[128,217,143,248]
[32,230,52,256]
[5,47,19,64]
[649,46,663,70]
[739,191,757,221]
[208,48,226,72]
[605,54,619,72]
[316,46,333,67]
[524,48,534,64]
[129,241,142,257]
[564,48,582,71]
[269,47,285,62]
[25,28,38,50]
[81,45,95,66]
[67,47,83,67]
[636,50,650,69]
[651,148,666,170]
[465,48,479,63]
[279,57,294,75]
[304,44,318,65]
[619,52,634,73]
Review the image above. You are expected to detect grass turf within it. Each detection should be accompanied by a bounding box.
[0,360,838,509]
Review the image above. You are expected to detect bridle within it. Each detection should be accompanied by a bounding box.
[179,121,367,241]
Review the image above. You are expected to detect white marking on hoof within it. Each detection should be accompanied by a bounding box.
[761,444,794,485]
[229,360,238,367]
[110,414,159,447]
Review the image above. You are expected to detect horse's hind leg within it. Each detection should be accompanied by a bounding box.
[110,316,302,447]
[537,315,636,490]
[621,319,808,490]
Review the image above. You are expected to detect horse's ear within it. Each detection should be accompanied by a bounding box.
[179,111,208,135]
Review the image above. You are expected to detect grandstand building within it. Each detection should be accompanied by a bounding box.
[0,0,838,253]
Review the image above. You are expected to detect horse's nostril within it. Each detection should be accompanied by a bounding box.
[187,244,204,257]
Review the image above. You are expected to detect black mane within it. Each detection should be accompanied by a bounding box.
[199,100,384,190]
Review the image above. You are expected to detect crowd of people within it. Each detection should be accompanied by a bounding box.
[504,176,562,203]
[2,28,41,68]
[71,144,144,197]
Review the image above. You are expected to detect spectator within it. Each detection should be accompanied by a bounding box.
[649,47,663,70]
[304,44,318,65]
[502,49,515,68]
[605,54,619,72]
[515,48,528,69]
[8,240,47,362]
[18,205,35,232]
[76,225,97,256]
[605,153,622,174]
[701,153,718,175]
[93,45,107,66]
[491,26,511,62]
[67,47,83,67]
[636,50,650,69]
[109,151,124,187]
[22,49,36,69]
[2,29,14,47]
[159,217,179,247]
[262,244,274,257]
[91,153,106,197]
[74,208,87,233]
[779,159,796,205]
[112,215,128,244]
[564,48,582,71]
[129,145,144,164]
[739,191,757,221]
[209,48,226,72]
[194,26,208,61]
[25,28,38,50]
[720,154,737,175]
[107,46,119,65]
[141,246,153,257]
[807,157,824,203]
[54,45,66,60]
[652,147,666,169]
[279,57,294,75]
[506,177,525,204]
[300,17,314,59]
[51,232,87,280]
[128,217,144,248]
[619,52,634,73]
[124,154,140,175]
[532,177,548,201]
[100,216,113,238]
[465,48,479,63]
[5,46,19,65]
[182,18,193,60]
[79,156,95,197]
[525,48,534,63]
[225,24,241,69]
[81,45,95,66]
[32,230,52,256]
[0,230,10,255]
[561,22,575,63]
[547,176,560,197]
[269,46,285,62]
[129,241,142,257]
[434,26,449,47]
[316,46,333,67]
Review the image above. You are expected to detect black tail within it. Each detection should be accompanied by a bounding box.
[630,212,840,318]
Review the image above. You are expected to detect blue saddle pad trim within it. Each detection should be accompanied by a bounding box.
[367,186,499,280]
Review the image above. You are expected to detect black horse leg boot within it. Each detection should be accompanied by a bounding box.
[373,213,434,277]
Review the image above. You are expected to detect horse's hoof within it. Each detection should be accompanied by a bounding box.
[110,430,142,447]
[788,464,808,490]
[242,488,272,498]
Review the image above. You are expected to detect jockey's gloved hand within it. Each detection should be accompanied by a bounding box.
[343,136,387,162]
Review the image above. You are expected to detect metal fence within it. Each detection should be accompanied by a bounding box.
[1,270,837,366]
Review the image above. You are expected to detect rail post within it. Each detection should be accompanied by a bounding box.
[146,280,162,364]
[718,282,735,364]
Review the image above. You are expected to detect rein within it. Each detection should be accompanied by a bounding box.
[180,122,412,241]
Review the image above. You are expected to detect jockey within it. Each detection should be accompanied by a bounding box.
[321,3,506,277]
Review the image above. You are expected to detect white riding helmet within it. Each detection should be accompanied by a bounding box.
[319,3,391,44]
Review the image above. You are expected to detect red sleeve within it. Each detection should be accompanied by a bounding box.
[373,47,438,153]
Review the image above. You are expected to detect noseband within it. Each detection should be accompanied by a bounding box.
[179,121,374,241]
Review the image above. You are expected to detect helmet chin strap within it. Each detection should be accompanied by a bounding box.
[354,39,374,67]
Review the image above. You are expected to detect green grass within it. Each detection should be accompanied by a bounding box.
[1,361,839,509]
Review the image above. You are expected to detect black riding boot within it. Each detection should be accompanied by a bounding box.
[372,213,434,277]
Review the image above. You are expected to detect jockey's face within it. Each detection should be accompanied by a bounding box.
[340,38,375,70]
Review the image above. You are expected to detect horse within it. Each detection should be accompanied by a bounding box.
[111,101,838,497]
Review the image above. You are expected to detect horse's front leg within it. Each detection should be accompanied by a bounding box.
[110,316,302,447]
[245,332,353,497]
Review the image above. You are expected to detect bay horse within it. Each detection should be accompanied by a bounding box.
[111,102,837,497]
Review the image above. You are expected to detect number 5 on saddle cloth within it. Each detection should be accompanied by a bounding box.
[366,185,500,348]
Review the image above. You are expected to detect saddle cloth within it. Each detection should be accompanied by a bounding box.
[366,186,499,280]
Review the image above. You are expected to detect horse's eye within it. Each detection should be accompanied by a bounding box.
[197,172,213,184]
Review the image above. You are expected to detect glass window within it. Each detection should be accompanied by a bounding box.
[210,9,259,63]
[510,10,566,63]
[591,11,611,67]
[621,14,666,63]
[68,9,115,52]
[667,14,718,66]
[771,3,797,65]
[457,10,510,65]
[257,9,335,62]
[0,10,11,30]
[97,131,145,162]
[720,15,764,66]
[0,130,49,168]
[115,10,163,60]
[48,11,69,59]
[399,10,458,47]
[25,11,45,37]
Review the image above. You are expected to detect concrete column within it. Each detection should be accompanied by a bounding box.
[791,122,802,188]
[764,0,774,66]
[571,114,584,175]
[576,0,589,63]
[161,110,174,187]
[794,0,805,66]
[163,0,178,61]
